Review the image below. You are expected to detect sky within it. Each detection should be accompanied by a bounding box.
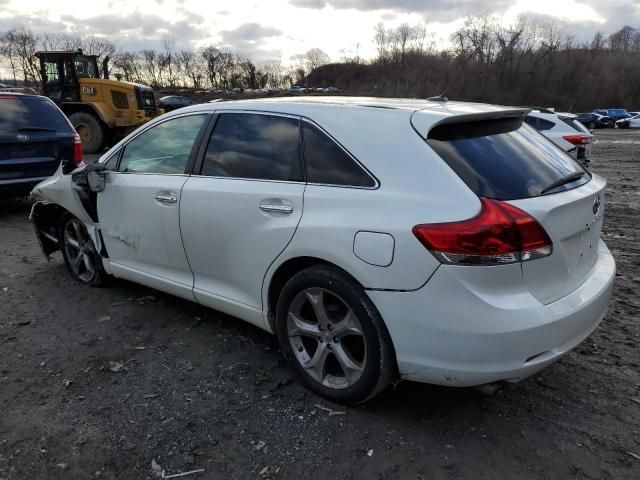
[0,0,638,64]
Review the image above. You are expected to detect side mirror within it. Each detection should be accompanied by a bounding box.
[73,162,108,192]
[87,169,106,193]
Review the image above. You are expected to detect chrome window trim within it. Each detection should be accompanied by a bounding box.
[191,109,380,190]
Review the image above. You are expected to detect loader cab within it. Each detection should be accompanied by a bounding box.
[36,50,100,103]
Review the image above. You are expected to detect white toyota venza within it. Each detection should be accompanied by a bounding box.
[31,97,615,404]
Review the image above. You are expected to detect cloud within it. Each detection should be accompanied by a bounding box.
[0,12,206,51]
[510,1,640,44]
[220,22,283,48]
[290,0,514,21]
[579,1,640,32]
[291,0,328,7]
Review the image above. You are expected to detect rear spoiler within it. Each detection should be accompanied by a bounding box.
[411,108,530,139]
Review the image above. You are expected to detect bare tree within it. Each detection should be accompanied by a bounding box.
[590,31,607,50]
[303,48,330,72]
[609,26,637,51]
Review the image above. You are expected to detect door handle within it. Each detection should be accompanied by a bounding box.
[155,194,177,204]
[259,204,294,214]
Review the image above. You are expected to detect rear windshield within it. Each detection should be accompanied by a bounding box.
[0,96,71,133]
[427,118,589,200]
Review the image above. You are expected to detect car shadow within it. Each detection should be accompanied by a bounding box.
[0,196,33,217]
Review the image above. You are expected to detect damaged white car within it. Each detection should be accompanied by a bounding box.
[31,97,616,404]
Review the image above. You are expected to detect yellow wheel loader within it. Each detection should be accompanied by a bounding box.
[34,50,163,153]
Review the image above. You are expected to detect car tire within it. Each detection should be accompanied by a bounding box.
[68,112,104,154]
[588,121,596,129]
[59,213,106,287]
[275,265,396,405]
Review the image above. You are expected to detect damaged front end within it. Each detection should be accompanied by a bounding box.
[30,163,107,260]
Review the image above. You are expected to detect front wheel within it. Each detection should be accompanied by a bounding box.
[59,214,106,287]
[275,265,396,405]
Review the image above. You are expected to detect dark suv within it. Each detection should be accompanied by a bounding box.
[0,93,82,197]
[575,112,615,129]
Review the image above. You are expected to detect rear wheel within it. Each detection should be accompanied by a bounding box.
[588,121,596,129]
[59,213,106,286]
[68,112,104,154]
[276,265,396,404]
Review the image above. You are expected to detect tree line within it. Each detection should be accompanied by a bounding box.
[3,18,640,110]
[0,27,331,90]
[308,16,640,111]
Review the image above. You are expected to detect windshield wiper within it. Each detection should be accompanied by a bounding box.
[18,126,56,132]
[541,171,586,195]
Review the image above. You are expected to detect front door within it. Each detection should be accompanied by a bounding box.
[180,112,305,322]
[97,113,209,300]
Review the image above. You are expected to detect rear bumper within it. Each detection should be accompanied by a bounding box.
[0,176,50,197]
[367,240,615,387]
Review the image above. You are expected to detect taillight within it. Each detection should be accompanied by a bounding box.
[563,134,591,145]
[72,131,83,165]
[412,198,552,266]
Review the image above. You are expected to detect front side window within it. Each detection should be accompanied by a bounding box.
[302,122,375,187]
[119,114,207,174]
[201,113,302,181]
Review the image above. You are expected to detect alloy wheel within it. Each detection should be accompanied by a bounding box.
[63,218,96,282]
[287,287,367,389]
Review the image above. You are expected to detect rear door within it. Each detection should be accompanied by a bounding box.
[97,113,209,300]
[0,95,73,187]
[420,114,603,304]
[180,112,305,315]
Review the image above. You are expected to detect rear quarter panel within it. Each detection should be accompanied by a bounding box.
[264,107,480,295]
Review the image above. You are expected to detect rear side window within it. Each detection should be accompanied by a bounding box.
[427,118,588,200]
[560,117,590,134]
[524,115,554,131]
[201,113,302,181]
[0,96,71,133]
[302,122,375,187]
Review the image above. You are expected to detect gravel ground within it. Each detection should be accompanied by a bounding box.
[1,129,639,480]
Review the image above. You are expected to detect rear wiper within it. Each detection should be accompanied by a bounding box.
[18,126,56,132]
[540,171,586,194]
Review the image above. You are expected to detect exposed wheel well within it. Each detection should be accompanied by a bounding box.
[31,202,69,256]
[266,256,362,331]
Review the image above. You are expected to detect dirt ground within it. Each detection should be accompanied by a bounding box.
[1,129,639,480]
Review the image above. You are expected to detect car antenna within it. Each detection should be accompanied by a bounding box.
[428,49,478,103]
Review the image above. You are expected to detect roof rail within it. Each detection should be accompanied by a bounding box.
[0,87,38,95]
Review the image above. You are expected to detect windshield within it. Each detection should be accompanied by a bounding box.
[427,118,589,200]
[0,95,72,132]
[74,56,99,78]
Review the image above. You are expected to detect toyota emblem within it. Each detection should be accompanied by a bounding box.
[592,195,601,215]
[16,134,29,142]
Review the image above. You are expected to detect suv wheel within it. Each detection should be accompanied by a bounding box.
[59,213,106,286]
[276,265,395,404]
